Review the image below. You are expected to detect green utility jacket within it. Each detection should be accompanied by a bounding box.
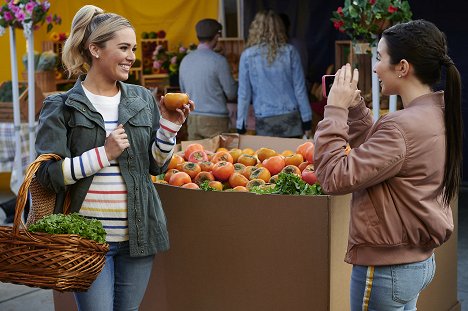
[35,77,170,256]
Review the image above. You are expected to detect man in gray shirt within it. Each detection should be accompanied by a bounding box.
[179,19,238,140]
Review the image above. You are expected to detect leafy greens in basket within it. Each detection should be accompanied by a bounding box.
[28,213,107,244]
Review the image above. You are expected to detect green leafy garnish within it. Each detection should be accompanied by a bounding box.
[199,180,216,191]
[250,172,323,196]
[28,213,107,244]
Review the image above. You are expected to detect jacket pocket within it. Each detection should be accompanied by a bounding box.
[127,109,152,153]
[68,112,96,129]
[67,112,98,153]
[353,190,380,226]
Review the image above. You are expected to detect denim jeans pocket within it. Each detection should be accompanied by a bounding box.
[391,261,427,304]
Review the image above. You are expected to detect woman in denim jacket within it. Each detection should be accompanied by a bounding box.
[35,5,193,310]
[236,10,312,138]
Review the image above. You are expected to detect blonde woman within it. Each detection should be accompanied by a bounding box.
[236,10,312,137]
[35,5,193,310]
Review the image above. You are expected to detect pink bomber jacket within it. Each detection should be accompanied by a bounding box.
[314,91,453,266]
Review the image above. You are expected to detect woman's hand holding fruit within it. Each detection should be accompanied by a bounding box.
[158,93,194,125]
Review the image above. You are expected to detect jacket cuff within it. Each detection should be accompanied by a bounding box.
[323,105,348,122]
[348,98,368,121]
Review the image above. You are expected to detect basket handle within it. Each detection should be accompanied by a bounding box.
[13,153,70,236]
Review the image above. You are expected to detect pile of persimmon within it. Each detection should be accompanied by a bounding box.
[154,141,318,191]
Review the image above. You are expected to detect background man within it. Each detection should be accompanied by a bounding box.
[179,18,238,140]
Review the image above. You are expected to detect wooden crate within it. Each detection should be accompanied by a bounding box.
[0,82,45,122]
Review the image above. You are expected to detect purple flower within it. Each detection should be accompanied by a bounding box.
[46,14,51,23]
[170,56,177,64]
[179,46,186,53]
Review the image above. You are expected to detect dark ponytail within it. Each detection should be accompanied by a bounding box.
[442,62,462,205]
[383,20,463,205]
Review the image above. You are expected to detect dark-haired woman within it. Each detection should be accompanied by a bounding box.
[35,5,193,310]
[313,20,461,310]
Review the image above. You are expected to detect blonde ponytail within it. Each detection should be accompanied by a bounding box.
[62,5,103,77]
[62,5,133,78]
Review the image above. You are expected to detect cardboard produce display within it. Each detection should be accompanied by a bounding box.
[54,135,460,311]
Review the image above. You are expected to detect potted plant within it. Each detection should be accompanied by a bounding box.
[331,0,412,51]
[22,50,58,93]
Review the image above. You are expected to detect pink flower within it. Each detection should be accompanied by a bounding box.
[388,5,398,13]
[3,11,13,21]
[15,10,25,22]
[179,46,186,53]
[8,2,19,13]
[153,60,161,69]
[25,2,36,14]
[170,56,177,64]
[46,14,52,23]
[337,7,343,16]
[154,45,164,56]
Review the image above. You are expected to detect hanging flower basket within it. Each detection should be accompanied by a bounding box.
[330,0,413,45]
[0,0,61,35]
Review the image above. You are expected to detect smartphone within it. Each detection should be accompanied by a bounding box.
[321,75,335,98]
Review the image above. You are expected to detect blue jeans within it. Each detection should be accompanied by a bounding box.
[350,254,436,311]
[74,241,155,311]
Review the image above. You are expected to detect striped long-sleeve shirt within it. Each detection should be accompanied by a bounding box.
[61,86,180,242]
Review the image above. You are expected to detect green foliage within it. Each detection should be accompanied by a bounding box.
[0,81,27,102]
[199,180,217,191]
[36,50,58,71]
[28,213,107,244]
[250,172,323,196]
[22,50,57,71]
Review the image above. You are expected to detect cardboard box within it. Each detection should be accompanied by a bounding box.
[53,135,460,311]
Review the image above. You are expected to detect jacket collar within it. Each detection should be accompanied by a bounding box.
[64,76,147,126]
[406,91,445,109]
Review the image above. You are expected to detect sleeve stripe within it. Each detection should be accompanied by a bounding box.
[79,155,86,178]
[95,147,104,169]
[70,158,77,181]
[160,124,177,134]
[156,137,175,146]
[156,147,171,153]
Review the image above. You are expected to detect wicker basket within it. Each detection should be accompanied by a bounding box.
[0,154,109,292]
